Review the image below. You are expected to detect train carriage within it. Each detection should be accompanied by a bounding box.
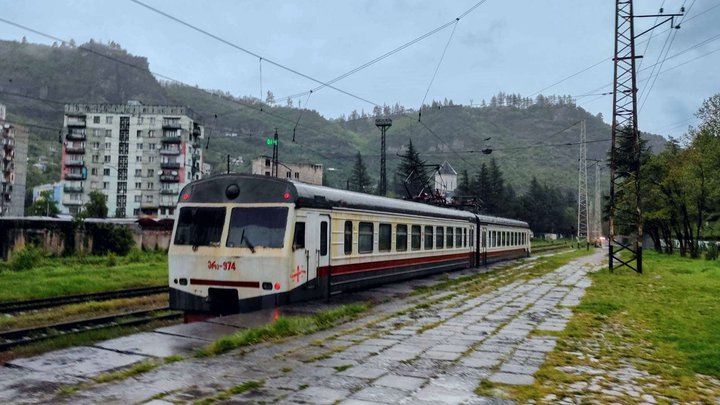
[169,174,530,315]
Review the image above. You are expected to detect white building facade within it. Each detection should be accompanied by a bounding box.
[61,103,203,218]
[251,156,323,185]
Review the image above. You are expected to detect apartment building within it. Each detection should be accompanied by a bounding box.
[61,102,203,218]
[251,156,323,185]
[1,104,29,217]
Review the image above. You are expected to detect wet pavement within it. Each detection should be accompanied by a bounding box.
[0,249,605,404]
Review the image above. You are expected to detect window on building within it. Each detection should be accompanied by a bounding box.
[145,194,153,202]
[135,169,142,177]
[136,156,142,162]
[147,169,154,176]
[104,142,111,149]
[103,168,110,176]
[105,116,113,124]
[135,182,142,189]
[265,159,270,167]
[91,168,98,175]
[137,130,143,138]
[379,223,391,252]
[147,182,154,189]
[344,221,353,255]
[149,117,156,125]
[396,224,408,252]
[103,181,109,189]
[93,116,100,124]
[286,172,291,178]
[137,143,143,150]
[148,156,155,163]
[92,155,99,163]
[294,173,299,179]
[104,155,111,163]
[264,171,270,176]
[411,225,421,250]
[149,143,156,150]
[358,222,374,254]
[137,117,144,125]
[105,129,112,137]
[134,195,141,202]
[424,226,433,250]
[92,129,101,137]
[92,142,100,149]
[148,130,155,138]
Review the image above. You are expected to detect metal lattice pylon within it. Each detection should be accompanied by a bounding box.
[610,0,642,273]
[577,120,589,246]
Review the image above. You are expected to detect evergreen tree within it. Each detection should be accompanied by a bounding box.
[396,140,430,198]
[475,163,490,212]
[349,152,372,193]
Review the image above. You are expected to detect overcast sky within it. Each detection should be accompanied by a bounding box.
[1,0,718,139]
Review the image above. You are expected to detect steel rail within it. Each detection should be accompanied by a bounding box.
[0,307,181,352]
[0,286,169,314]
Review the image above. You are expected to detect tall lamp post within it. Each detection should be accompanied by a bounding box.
[375,118,392,196]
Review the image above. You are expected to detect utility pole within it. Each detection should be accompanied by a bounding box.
[577,120,588,248]
[609,1,682,273]
[271,128,279,177]
[588,159,603,246]
[375,118,392,196]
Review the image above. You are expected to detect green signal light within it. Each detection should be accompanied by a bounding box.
[266,138,278,145]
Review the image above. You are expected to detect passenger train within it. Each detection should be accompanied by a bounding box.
[169,174,531,314]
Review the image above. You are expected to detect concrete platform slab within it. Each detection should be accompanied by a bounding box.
[155,321,239,342]
[204,309,279,328]
[8,346,147,377]
[95,332,206,357]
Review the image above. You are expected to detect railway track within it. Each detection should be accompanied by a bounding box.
[0,286,168,314]
[0,307,182,352]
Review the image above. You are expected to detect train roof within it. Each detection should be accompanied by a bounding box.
[180,174,529,228]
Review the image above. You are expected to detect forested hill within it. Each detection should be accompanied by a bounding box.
[0,39,667,196]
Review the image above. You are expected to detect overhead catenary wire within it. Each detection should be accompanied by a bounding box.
[419,20,460,120]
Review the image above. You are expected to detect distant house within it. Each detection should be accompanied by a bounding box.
[251,156,323,185]
[434,161,457,197]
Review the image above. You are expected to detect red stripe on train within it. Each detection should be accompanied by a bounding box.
[319,252,472,276]
[190,279,260,288]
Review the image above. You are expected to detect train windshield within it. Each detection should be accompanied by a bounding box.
[174,207,226,246]
[226,207,289,249]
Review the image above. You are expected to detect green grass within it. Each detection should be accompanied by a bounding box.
[531,238,573,248]
[500,250,720,403]
[94,359,159,383]
[0,250,167,302]
[198,303,368,356]
[193,380,264,405]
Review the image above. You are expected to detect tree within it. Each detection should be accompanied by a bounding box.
[349,152,372,193]
[84,191,108,218]
[27,190,60,216]
[396,139,430,198]
[265,90,275,104]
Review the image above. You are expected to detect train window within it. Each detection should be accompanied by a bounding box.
[379,223,391,252]
[424,226,433,250]
[436,227,444,249]
[359,222,374,254]
[396,224,408,252]
[447,227,454,248]
[456,227,463,247]
[227,207,289,249]
[293,222,305,250]
[320,221,328,256]
[470,229,474,247]
[411,225,421,250]
[174,207,225,246]
[344,221,353,255]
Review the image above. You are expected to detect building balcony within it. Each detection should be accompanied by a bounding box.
[65,145,85,154]
[161,134,182,143]
[159,199,176,208]
[160,174,179,182]
[64,172,86,181]
[64,159,85,167]
[160,188,178,195]
[160,162,180,169]
[63,184,84,193]
[162,120,182,129]
[66,131,87,141]
[66,117,86,127]
[160,148,181,155]
[62,197,84,206]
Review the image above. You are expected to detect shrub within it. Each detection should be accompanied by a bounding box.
[10,245,45,271]
[705,243,718,261]
[92,224,135,256]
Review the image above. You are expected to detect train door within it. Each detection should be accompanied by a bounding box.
[304,212,330,289]
[481,226,488,265]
